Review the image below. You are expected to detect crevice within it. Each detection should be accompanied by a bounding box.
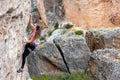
[53,40,71,74]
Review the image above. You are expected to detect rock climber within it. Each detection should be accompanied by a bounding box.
[17,14,41,73]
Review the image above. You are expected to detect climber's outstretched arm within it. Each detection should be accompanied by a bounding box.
[29,15,35,30]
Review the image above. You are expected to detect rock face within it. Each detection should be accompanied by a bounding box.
[85,30,105,52]
[54,36,91,73]
[47,29,68,42]
[0,0,31,80]
[85,29,120,52]
[35,0,120,29]
[88,49,120,80]
[27,42,67,75]
[63,0,120,29]
[28,34,91,75]
[36,0,64,26]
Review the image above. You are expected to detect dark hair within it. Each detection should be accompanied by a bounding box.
[36,25,40,31]
[35,25,40,39]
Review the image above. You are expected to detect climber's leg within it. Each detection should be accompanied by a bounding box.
[21,47,30,69]
[17,43,35,73]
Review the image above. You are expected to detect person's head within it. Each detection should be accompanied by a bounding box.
[34,24,41,39]
[34,23,40,31]
[36,25,40,31]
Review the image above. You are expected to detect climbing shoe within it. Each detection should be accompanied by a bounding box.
[17,68,23,73]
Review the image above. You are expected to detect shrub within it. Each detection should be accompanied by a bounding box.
[64,24,73,29]
[31,75,58,80]
[47,22,59,36]
[54,22,59,30]
[31,72,93,80]
[95,36,100,43]
[74,30,83,35]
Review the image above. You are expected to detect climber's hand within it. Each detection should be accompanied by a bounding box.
[30,14,32,17]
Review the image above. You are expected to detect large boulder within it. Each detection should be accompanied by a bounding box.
[85,29,120,52]
[27,42,67,75]
[88,49,120,80]
[47,29,68,42]
[54,36,91,73]
[28,34,91,75]
[0,0,31,80]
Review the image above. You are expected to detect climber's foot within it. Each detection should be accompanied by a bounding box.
[17,68,23,73]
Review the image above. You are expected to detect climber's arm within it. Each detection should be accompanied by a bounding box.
[29,15,35,30]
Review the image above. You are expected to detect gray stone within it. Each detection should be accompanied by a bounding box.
[85,29,120,52]
[54,36,91,73]
[62,31,75,38]
[27,51,40,75]
[0,0,31,80]
[27,42,67,75]
[47,29,68,42]
[88,49,120,80]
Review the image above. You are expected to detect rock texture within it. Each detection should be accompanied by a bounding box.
[35,0,120,29]
[27,42,67,75]
[47,29,68,42]
[85,29,120,52]
[36,0,64,26]
[88,49,120,80]
[0,0,31,80]
[54,36,91,73]
[63,0,120,29]
[27,33,91,75]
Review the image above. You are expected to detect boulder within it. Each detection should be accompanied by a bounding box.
[88,49,120,80]
[27,42,67,75]
[0,0,31,80]
[85,30,105,52]
[85,29,120,52]
[54,36,91,73]
[47,29,68,42]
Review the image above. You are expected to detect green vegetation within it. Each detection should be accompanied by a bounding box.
[64,24,73,29]
[74,30,83,35]
[95,36,100,43]
[31,72,93,80]
[54,22,59,30]
[95,36,100,41]
[48,30,54,36]
[48,22,59,36]
[31,75,58,80]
